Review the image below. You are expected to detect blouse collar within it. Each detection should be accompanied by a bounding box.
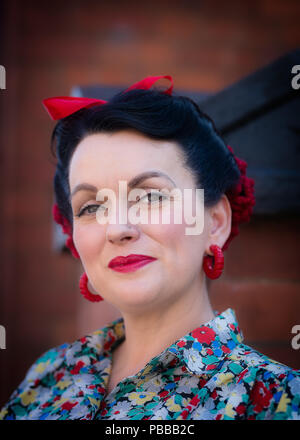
[65,307,244,379]
[53,307,244,419]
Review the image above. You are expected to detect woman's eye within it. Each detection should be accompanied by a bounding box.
[78,204,103,217]
[139,191,167,204]
[77,193,168,216]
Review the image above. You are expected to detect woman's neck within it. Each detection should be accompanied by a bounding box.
[111,286,215,373]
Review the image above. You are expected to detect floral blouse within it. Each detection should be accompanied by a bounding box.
[0,308,299,420]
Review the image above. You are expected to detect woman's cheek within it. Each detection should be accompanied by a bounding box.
[73,222,105,261]
[142,216,186,244]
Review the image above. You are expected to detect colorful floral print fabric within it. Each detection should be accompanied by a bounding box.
[0,308,299,420]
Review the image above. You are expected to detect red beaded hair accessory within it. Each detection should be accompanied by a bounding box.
[45,75,255,280]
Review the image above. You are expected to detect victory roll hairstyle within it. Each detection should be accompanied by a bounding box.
[47,84,255,259]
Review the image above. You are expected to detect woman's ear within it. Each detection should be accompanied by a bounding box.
[206,195,232,251]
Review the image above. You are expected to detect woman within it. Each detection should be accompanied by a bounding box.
[0,75,299,420]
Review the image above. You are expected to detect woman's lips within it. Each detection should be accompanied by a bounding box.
[108,254,157,273]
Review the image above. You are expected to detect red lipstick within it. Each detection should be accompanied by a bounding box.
[108,254,157,273]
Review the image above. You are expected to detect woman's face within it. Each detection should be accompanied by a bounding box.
[69,129,212,313]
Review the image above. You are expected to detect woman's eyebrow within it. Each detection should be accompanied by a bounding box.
[127,170,176,189]
[70,170,176,200]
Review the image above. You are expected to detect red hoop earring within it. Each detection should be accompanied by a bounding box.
[203,245,224,280]
[79,272,104,302]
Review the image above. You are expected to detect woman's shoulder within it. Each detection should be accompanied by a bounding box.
[25,342,71,381]
[224,342,300,419]
[5,323,113,384]
[229,341,300,376]
[0,342,69,420]
[0,324,114,420]
[13,319,122,384]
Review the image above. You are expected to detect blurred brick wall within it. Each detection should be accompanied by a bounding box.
[0,0,299,406]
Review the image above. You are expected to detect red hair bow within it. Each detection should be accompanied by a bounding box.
[43,75,174,121]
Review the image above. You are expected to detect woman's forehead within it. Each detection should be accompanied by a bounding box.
[73,130,181,157]
[69,131,194,189]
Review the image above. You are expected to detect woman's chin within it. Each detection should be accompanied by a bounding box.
[108,281,164,309]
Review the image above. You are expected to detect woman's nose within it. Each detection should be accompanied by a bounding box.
[106,223,140,245]
[102,194,141,244]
